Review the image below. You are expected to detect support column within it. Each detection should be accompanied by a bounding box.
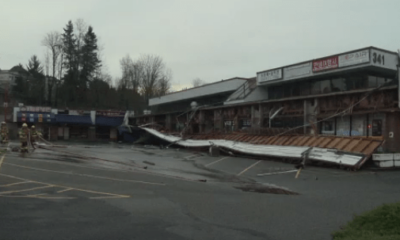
[214,110,223,132]
[251,105,255,128]
[165,114,171,131]
[259,103,264,129]
[110,127,117,141]
[88,126,96,141]
[199,110,205,133]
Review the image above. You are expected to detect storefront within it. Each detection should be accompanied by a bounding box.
[55,113,95,140]
[95,111,125,141]
[16,106,56,140]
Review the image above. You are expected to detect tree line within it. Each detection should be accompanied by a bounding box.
[10,19,172,112]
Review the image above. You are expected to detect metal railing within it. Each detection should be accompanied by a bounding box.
[226,81,252,101]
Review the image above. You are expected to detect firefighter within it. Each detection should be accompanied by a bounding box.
[19,123,29,153]
[30,125,41,148]
[1,121,9,144]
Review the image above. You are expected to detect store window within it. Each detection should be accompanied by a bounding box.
[368,113,384,136]
[386,78,395,86]
[367,76,377,88]
[336,116,350,136]
[320,79,331,93]
[224,120,234,132]
[321,120,335,135]
[377,77,386,87]
[372,119,382,136]
[268,86,284,99]
[311,81,321,95]
[351,115,367,136]
[347,75,367,90]
[331,78,346,92]
[283,85,292,98]
[300,81,311,96]
[292,82,301,97]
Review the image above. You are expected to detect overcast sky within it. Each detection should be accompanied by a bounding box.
[1,0,400,90]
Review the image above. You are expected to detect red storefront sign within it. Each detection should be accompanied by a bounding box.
[312,56,338,72]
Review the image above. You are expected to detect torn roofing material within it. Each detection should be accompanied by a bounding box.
[140,128,383,169]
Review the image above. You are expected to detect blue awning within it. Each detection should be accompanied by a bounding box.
[18,112,55,123]
[56,115,93,125]
[96,116,124,127]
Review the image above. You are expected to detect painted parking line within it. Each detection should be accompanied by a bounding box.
[237,160,262,176]
[257,170,297,176]
[0,185,53,195]
[0,181,32,187]
[0,154,5,171]
[57,188,73,193]
[0,173,130,199]
[3,162,165,186]
[205,157,229,167]
[184,154,201,160]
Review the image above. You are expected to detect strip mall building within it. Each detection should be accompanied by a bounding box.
[133,47,400,152]
[11,106,127,141]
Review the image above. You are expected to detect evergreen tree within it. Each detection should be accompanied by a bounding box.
[61,20,78,105]
[26,55,43,74]
[80,26,101,88]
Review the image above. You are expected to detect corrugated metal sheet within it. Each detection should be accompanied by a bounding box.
[142,128,383,168]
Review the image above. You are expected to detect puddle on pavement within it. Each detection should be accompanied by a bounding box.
[234,183,299,195]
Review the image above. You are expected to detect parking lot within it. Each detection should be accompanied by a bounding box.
[0,142,399,240]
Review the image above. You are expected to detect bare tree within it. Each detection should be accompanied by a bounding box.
[75,18,87,71]
[156,68,172,96]
[120,55,143,93]
[192,78,206,87]
[42,31,62,105]
[43,50,50,76]
[138,54,166,102]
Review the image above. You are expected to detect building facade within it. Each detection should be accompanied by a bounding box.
[12,106,126,141]
[134,47,400,152]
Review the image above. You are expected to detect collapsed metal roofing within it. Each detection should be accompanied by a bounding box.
[141,127,383,169]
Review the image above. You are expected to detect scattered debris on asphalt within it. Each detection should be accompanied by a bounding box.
[143,161,155,166]
[234,183,298,195]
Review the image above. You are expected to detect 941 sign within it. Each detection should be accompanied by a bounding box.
[372,52,385,65]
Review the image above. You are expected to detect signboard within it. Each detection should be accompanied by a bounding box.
[20,106,51,112]
[96,111,125,117]
[69,110,90,116]
[338,49,369,67]
[283,62,312,80]
[257,69,282,83]
[370,48,398,70]
[18,113,53,123]
[312,56,338,72]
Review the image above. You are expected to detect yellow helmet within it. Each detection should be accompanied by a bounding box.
[22,123,28,128]
[31,125,35,129]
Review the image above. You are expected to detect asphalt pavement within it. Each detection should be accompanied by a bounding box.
[0,142,399,240]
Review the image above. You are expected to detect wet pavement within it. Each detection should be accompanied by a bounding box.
[0,141,400,240]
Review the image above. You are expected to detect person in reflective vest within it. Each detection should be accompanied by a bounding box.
[19,123,29,153]
[30,125,41,148]
[1,121,9,144]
